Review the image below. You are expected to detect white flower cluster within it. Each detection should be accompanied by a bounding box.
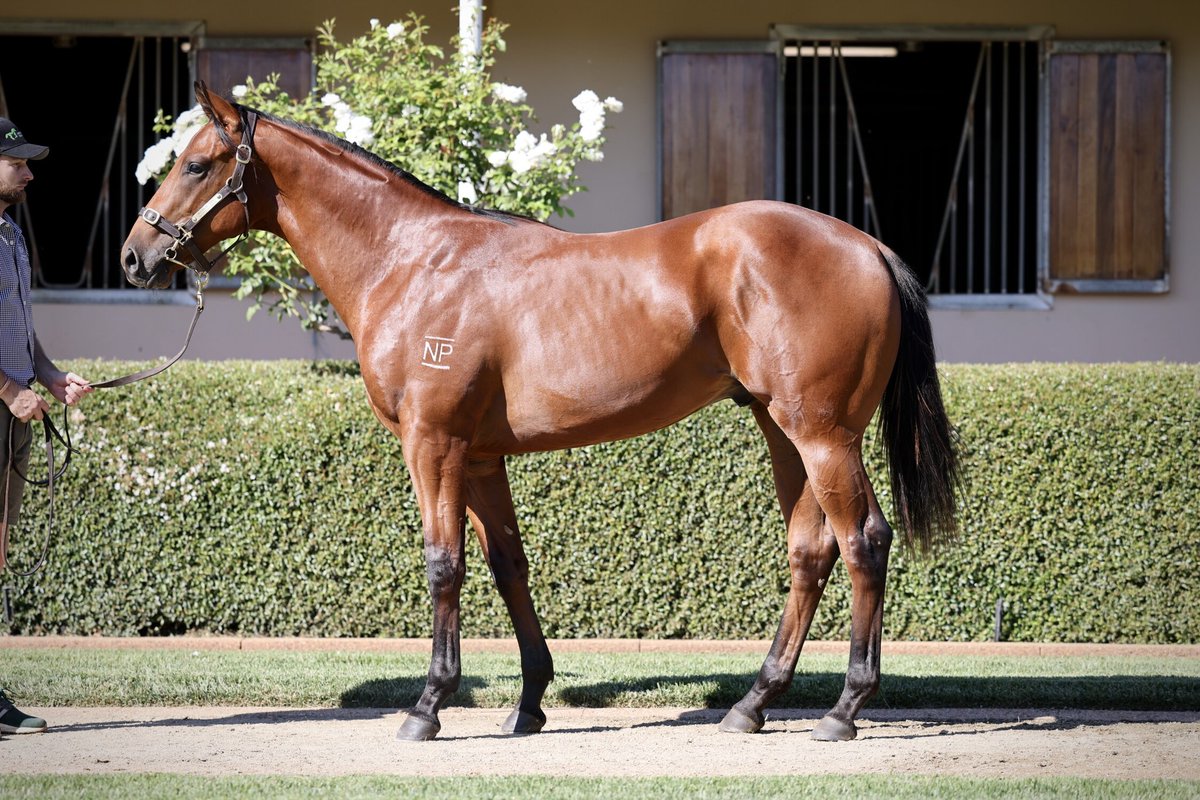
[322,92,375,147]
[491,83,527,104]
[134,104,208,185]
[572,90,623,143]
[371,18,405,38]
[487,130,557,175]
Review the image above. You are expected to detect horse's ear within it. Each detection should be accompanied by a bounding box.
[193,80,242,138]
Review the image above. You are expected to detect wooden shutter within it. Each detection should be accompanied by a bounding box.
[659,43,779,220]
[196,38,313,99]
[1046,41,1169,292]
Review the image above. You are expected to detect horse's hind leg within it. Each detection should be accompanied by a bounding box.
[797,433,894,742]
[720,402,840,734]
[466,457,554,734]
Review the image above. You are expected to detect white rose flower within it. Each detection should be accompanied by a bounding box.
[321,93,341,107]
[532,133,557,159]
[345,114,374,146]
[572,89,601,114]
[231,84,248,98]
[135,138,176,185]
[579,109,605,142]
[386,22,405,39]
[171,123,204,157]
[457,180,478,204]
[370,18,380,29]
[491,83,527,104]
[487,150,509,168]
[508,150,534,174]
[603,96,624,113]
[512,130,538,152]
[173,105,207,129]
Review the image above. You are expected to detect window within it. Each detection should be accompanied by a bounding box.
[0,22,198,292]
[0,26,313,295]
[657,28,1171,303]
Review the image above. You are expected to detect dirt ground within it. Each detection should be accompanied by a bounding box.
[3,638,1198,780]
[3,706,1198,779]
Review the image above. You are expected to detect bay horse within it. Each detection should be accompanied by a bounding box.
[121,84,958,742]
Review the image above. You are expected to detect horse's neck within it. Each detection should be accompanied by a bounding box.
[258,121,463,337]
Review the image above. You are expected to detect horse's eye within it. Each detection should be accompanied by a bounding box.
[185,161,207,176]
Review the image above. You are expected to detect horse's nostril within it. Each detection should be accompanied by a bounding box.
[123,247,141,274]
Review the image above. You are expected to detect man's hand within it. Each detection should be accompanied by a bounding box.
[44,370,92,406]
[1,382,49,423]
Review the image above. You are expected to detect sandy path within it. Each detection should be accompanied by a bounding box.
[4,706,1198,779]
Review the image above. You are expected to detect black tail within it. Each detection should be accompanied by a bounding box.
[878,247,960,550]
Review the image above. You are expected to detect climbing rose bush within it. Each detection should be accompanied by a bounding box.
[136,14,621,338]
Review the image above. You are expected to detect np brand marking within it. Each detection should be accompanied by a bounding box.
[421,336,455,370]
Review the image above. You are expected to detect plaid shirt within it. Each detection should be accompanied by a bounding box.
[0,212,37,387]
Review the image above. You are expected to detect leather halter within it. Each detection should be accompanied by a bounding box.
[137,109,258,275]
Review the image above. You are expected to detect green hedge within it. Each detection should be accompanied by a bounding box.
[3,361,1196,643]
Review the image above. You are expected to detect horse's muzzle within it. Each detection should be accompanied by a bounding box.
[122,246,170,289]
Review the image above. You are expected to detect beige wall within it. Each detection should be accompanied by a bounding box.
[9,1,1200,362]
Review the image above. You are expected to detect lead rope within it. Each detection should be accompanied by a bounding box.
[1,274,207,623]
[2,411,64,623]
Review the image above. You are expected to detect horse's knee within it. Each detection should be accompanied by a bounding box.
[425,545,465,598]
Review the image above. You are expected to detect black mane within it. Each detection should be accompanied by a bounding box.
[233,103,539,227]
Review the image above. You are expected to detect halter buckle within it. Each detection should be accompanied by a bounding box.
[235,144,252,164]
[141,208,162,225]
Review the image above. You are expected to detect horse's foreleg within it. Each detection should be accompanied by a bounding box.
[397,432,470,742]
[799,436,894,742]
[466,457,554,734]
[721,403,839,734]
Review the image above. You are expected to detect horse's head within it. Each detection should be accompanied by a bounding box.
[122,82,258,289]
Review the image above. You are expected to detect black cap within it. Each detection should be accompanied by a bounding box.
[0,118,49,160]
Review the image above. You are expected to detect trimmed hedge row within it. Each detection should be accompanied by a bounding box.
[3,361,1196,643]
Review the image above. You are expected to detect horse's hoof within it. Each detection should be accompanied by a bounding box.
[718,707,764,734]
[396,713,441,741]
[811,715,857,741]
[501,709,546,735]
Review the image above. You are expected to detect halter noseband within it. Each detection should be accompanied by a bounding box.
[138,109,259,275]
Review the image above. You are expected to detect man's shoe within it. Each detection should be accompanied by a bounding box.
[0,691,47,734]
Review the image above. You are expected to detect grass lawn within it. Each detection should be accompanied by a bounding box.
[0,774,1196,799]
[0,646,1196,710]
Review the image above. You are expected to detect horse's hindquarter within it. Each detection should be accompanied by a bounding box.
[703,202,902,436]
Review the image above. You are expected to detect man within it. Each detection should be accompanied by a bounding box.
[0,116,92,736]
